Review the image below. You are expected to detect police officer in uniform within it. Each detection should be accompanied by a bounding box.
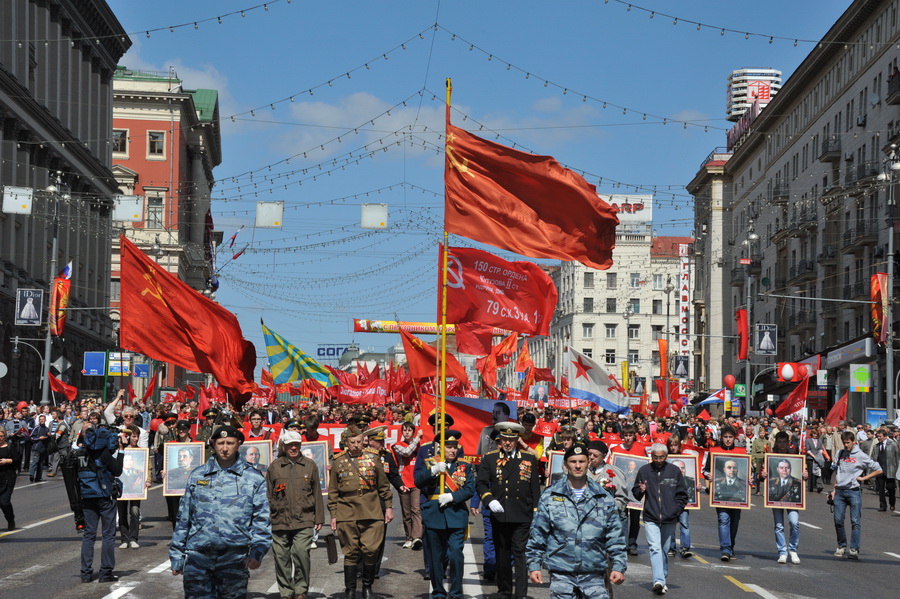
[169,426,272,599]
[329,424,394,599]
[476,422,542,599]
[415,430,474,599]
[365,425,403,577]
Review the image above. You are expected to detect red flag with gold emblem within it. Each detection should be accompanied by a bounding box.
[49,277,70,336]
[398,328,469,383]
[444,101,618,270]
[119,235,256,405]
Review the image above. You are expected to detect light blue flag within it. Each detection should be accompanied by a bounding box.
[261,320,339,387]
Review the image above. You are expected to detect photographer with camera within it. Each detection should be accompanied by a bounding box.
[76,421,124,583]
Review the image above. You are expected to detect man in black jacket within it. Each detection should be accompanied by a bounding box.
[476,422,541,599]
[634,443,688,596]
[78,424,124,583]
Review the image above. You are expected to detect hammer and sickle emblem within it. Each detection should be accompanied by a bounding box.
[140,270,169,307]
[446,143,475,179]
[446,256,464,289]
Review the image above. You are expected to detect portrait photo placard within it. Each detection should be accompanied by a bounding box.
[612,453,650,510]
[118,447,149,501]
[163,442,205,496]
[240,440,273,475]
[709,453,751,509]
[669,454,701,510]
[764,453,806,510]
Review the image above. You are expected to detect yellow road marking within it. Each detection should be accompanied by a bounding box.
[692,554,709,564]
[724,575,753,592]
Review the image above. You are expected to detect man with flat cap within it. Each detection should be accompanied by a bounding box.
[418,412,458,582]
[170,425,272,599]
[415,430,474,599]
[476,422,542,599]
[196,407,222,444]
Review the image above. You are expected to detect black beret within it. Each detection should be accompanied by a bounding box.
[564,443,588,462]
[211,425,244,444]
[586,440,609,454]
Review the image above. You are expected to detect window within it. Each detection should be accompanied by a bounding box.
[110,278,120,302]
[607,273,617,289]
[606,298,617,313]
[582,348,593,359]
[112,130,128,154]
[605,324,617,339]
[628,350,639,364]
[583,297,594,313]
[629,298,640,313]
[652,325,663,340]
[630,273,641,288]
[584,272,594,288]
[605,349,615,365]
[628,324,640,340]
[652,299,663,315]
[582,323,594,338]
[148,131,165,157]
[651,350,660,366]
[147,194,164,229]
[653,274,664,290]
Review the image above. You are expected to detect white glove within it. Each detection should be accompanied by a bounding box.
[431,462,448,475]
[488,500,505,514]
[438,493,453,507]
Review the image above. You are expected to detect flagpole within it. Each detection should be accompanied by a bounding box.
[438,77,453,489]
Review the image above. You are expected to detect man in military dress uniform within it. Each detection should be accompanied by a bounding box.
[329,425,394,599]
[418,413,456,581]
[365,425,404,577]
[476,422,542,599]
[415,430,475,599]
[169,426,272,599]
[195,407,223,444]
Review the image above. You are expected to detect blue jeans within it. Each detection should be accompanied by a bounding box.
[772,509,799,555]
[833,488,862,550]
[716,508,741,555]
[643,520,676,585]
[81,498,117,580]
[677,510,690,549]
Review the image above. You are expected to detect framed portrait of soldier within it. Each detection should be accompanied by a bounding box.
[669,454,700,509]
[299,440,330,494]
[546,450,566,486]
[709,454,751,509]
[118,448,150,501]
[764,453,806,510]
[240,440,273,475]
[163,442,205,496]
[612,454,650,509]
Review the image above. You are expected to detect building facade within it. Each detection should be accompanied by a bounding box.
[531,196,693,407]
[691,0,900,420]
[0,0,129,403]
[110,66,223,391]
[726,67,782,122]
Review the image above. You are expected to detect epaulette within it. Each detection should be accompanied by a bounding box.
[334,449,348,458]
[363,447,379,455]
[484,449,500,456]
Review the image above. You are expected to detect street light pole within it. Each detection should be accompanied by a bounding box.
[878,146,900,421]
[41,174,66,406]
[740,226,759,417]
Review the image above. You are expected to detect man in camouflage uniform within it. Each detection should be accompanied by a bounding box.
[169,425,272,599]
[329,424,394,599]
[526,444,628,599]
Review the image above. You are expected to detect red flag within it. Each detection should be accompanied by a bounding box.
[658,339,668,378]
[142,376,157,403]
[476,332,518,388]
[261,369,275,388]
[493,332,519,367]
[338,379,390,405]
[532,367,555,383]
[455,322,495,355]
[184,385,197,400]
[654,379,678,418]
[441,246,558,336]
[871,273,888,344]
[126,382,137,405]
[775,377,810,418]
[48,373,78,402]
[49,277,71,336]
[197,385,210,420]
[444,107,619,270]
[825,390,849,426]
[515,339,533,372]
[119,235,256,406]
[736,309,749,360]
[420,393,518,456]
[399,328,469,383]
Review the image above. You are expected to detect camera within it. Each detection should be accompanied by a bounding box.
[826,495,835,506]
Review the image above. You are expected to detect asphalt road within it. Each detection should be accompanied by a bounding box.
[1,472,898,599]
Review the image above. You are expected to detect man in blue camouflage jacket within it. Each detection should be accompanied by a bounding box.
[526,444,627,599]
[169,425,272,599]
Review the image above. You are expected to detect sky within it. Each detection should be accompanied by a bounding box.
[106,0,852,369]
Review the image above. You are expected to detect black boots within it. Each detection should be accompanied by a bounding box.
[344,564,358,599]
[361,563,377,599]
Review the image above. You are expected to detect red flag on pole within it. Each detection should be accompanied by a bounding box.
[444,107,619,270]
[142,376,157,403]
[119,235,256,406]
[48,373,78,402]
[736,309,749,360]
[775,377,810,418]
[871,273,889,344]
[455,322,494,356]
[825,390,849,426]
[398,328,469,383]
[49,277,70,336]
[515,339,533,373]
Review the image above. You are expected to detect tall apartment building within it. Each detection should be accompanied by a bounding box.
[0,1,129,402]
[531,196,693,406]
[110,66,223,391]
[726,68,782,122]
[691,0,900,420]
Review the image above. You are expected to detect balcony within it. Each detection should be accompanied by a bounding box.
[843,281,868,300]
[818,135,841,162]
[817,245,838,266]
[772,182,790,205]
[791,206,818,233]
[788,311,816,333]
[844,164,858,187]
[856,160,880,182]
[730,267,749,286]
[843,221,879,253]
[789,259,816,283]
[888,75,900,105]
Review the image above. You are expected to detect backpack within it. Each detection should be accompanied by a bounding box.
[76,427,122,500]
